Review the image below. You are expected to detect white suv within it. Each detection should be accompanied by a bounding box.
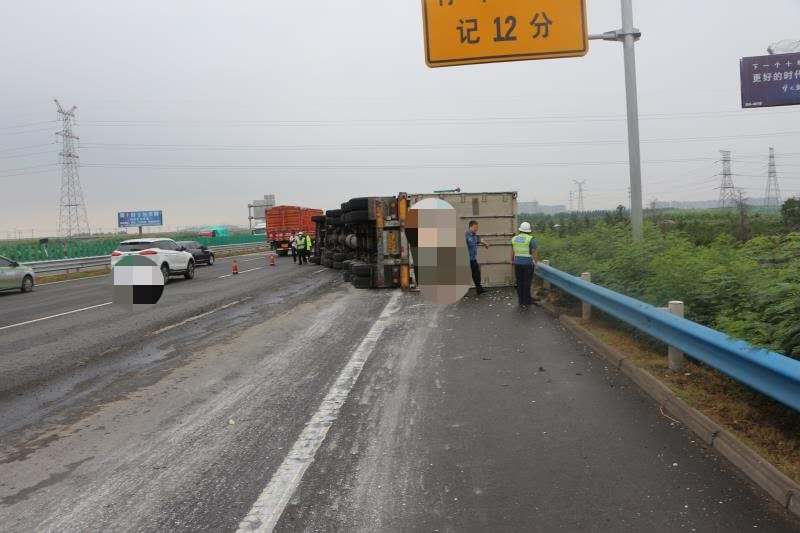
[111,238,195,283]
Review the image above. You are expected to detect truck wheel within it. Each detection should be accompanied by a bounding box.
[348,210,370,223]
[352,275,372,289]
[351,262,372,277]
[348,197,370,211]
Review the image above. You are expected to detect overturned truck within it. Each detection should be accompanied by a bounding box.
[311,192,517,290]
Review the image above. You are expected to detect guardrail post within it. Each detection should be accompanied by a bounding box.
[580,272,592,323]
[667,301,686,371]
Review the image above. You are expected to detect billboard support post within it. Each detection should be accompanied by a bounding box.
[589,0,643,241]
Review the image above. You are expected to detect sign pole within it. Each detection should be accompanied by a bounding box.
[590,0,643,241]
[621,0,643,241]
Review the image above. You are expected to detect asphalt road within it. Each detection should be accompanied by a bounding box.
[1,262,798,532]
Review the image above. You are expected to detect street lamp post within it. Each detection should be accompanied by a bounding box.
[590,0,644,241]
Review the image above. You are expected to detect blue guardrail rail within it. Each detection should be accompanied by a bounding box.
[536,263,800,413]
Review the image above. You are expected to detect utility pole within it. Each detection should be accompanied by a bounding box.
[718,150,738,209]
[589,0,643,240]
[764,147,782,210]
[55,99,91,238]
[568,191,575,212]
[574,180,586,212]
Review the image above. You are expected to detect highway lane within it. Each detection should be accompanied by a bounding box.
[0,253,328,397]
[1,276,798,531]
[0,252,270,329]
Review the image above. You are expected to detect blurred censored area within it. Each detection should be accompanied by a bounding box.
[112,255,164,307]
[406,198,471,305]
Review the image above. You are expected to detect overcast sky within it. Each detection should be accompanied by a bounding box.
[1,0,799,235]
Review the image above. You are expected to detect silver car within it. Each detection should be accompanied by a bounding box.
[0,255,35,293]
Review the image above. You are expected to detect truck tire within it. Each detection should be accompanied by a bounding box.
[348,197,370,211]
[332,261,344,270]
[352,275,372,289]
[351,262,372,277]
[347,209,370,223]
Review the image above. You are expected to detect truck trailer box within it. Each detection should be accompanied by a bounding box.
[408,191,517,287]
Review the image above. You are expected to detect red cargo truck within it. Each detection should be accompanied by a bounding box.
[267,206,323,255]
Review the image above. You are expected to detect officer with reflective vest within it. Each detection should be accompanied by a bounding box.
[511,222,539,307]
[296,232,311,265]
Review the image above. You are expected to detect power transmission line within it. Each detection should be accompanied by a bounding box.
[573,180,586,212]
[55,99,91,238]
[764,147,782,210]
[718,151,738,208]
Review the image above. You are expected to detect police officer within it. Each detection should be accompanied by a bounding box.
[296,232,308,265]
[511,222,539,307]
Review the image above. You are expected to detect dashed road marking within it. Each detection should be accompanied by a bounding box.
[218,267,265,279]
[236,291,402,532]
[0,302,113,332]
[150,300,242,335]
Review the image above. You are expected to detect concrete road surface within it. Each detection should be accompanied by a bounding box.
[1,262,798,532]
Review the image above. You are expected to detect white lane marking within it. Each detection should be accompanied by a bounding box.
[313,269,326,274]
[218,267,265,279]
[236,291,403,533]
[0,302,113,332]
[151,300,242,335]
[39,273,110,286]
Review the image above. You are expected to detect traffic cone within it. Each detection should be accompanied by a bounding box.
[232,259,239,275]
[269,253,276,267]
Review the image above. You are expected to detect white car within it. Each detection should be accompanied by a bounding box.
[111,238,195,283]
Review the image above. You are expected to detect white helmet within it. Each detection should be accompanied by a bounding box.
[519,221,532,233]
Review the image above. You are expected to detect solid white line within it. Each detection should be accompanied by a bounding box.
[218,266,264,279]
[236,291,402,533]
[150,300,241,335]
[39,273,110,286]
[313,269,326,274]
[0,302,113,332]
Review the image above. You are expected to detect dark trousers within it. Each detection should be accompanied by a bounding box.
[298,249,308,264]
[515,263,534,306]
[470,260,483,291]
[291,247,297,263]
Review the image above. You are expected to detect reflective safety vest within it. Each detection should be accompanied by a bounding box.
[304,235,312,250]
[297,235,308,250]
[512,233,533,258]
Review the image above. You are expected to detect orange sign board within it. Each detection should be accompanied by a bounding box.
[422,0,589,68]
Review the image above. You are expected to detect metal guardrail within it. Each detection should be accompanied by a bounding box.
[23,242,269,275]
[536,263,800,413]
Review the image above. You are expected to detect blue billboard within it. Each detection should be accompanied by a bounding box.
[741,52,800,108]
[118,210,164,228]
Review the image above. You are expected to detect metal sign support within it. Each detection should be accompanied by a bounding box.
[590,0,643,240]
